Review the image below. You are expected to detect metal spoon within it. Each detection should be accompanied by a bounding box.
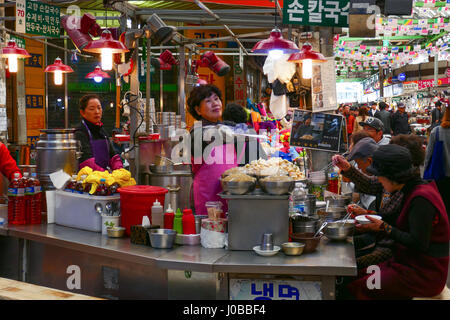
[94,203,103,215]
[105,202,113,216]
[314,222,327,237]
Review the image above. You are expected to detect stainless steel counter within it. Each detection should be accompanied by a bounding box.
[4,224,356,276]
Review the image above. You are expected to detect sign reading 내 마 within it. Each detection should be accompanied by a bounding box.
[283,0,350,27]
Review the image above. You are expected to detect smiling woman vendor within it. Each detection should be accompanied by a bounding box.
[75,94,123,172]
[188,84,243,216]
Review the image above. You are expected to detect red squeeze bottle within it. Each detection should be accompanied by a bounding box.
[182,208,196,235]
[163,204,175,229]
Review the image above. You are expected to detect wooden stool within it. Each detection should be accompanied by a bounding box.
[0,277,104,300]
[413,286,450,300]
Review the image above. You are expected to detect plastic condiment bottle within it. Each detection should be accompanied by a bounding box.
[151,199,163,228]
[164,204,175,229]
[182,208,196,235]
[173,208,183,234]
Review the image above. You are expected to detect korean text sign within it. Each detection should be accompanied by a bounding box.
[16,0,60,37]
[283,0,350,27]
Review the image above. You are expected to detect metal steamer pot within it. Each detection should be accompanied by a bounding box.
[36,129,81,190]
[291,215,320,234]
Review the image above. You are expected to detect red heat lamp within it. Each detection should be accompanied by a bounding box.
[252,28,300,57]
[44,57,74,86]
[288,43,327,79]
[83,29,129,71]
[86,65,111,83]
[1,39,31,73]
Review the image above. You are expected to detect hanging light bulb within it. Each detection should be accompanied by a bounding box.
[302,59,313,79]
[268,49,283,60]
[101,48,113,71]
[8,55,18,73]
[44,57,74,86]
[288,43,327,80]
[86,65,111,83]
[83,30,128,71]
[1,39,31,73]
[54,70,63,85]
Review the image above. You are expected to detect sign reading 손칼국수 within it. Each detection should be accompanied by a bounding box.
[15,0,60,37]
[283,0,350,27]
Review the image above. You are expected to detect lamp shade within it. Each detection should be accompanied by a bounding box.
[1,40,31,58]
[252,28,300,53]
[44,57,74,73]
[288,43,327,62]
[85,66,111,79]
[83,29,129,54]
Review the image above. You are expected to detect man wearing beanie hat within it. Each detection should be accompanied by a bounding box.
[345,145,449,300]
[391,103,410,136]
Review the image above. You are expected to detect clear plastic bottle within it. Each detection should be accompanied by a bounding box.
[95,178,109,196]
[151,199,163,228]
[65,175,77,193]
[30,173,42,224]
[289,182,307,216]
[23,172,33,224]
[8,173,26,225]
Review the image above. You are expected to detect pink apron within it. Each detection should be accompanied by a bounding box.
[192,142,245,216]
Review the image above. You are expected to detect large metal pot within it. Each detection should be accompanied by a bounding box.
[36,129,80,190]
[291,215,320,234]
[324,196,351,208]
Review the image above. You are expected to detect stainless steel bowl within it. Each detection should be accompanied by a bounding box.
[107,227,126,238]
[317,206,347,221]
[323,222,354,241]
[259,180,294,195]
[175,234,201,246]
[148,229,177,249]
[149,164,173,173]
[222,180,255,195]
[281,242,305,256]
[324,196,352,207]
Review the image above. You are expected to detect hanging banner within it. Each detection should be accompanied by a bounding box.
[283,0,350,27]
[290,110,343,153]
[312,57,337,113]
[15,0,60,37]
[233,55,246,106]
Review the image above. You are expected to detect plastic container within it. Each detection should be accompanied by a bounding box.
[151,199,164,228]
[205,201,224,220]
[23,172,32,224]
[164,204,175,229]
[117,185,168,236]
[289,182,307,216]
[182,208,196,235]
[30,173,42,224]
[327,170,339,194]
[54,190,120,232]
[173,208,183,234]
[8,173,26,225]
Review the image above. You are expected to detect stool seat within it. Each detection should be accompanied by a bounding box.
[413,286,450,300]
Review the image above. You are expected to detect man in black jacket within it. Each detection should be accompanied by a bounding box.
[431,101,443,129]
[376,101,392,135]
[391,103,410,136]
[368,102,380,118]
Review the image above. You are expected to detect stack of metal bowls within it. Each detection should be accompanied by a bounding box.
[259,180,294,195]
[291,215,320,234]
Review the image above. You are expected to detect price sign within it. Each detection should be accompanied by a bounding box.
[283,0,350,27]
[16,0,60,37]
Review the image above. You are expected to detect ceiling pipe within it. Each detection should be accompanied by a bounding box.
[193,0,249,55]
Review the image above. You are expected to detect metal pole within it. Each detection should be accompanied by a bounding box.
[45,39,48,129]
[129,20,140,179]
[64,38,68,128]
[146,37,151,131]
[160,48,163,112]
[434,56,439,87]
[379,66,384,99]
[178,45,186,121]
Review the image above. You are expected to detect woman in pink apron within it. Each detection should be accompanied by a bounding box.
[75,94,123,172]
[188,85,244,216]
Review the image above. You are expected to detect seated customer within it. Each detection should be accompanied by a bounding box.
[347,145,449,300]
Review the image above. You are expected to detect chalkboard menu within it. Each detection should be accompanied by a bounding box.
[290,110,344,153]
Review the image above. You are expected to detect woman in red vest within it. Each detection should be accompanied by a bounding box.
[347,144,449,299]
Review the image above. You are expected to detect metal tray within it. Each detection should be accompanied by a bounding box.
[218,192,289,200]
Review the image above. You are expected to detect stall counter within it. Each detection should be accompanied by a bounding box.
[0,224,357,300]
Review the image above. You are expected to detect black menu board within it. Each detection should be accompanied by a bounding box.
[290,110,344,153]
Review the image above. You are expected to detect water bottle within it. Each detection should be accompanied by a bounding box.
[30,173,42,224]
[289,182,307,216]
[8,173,21,224]
[23,172,32,224]
[9,173,26,225]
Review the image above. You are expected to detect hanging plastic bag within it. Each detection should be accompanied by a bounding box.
[269,93,290,120]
